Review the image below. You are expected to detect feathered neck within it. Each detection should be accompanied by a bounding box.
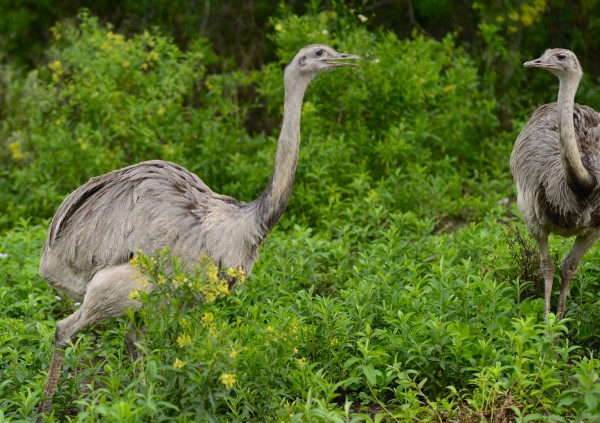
[248,67,311,238]
[557,71,595,197]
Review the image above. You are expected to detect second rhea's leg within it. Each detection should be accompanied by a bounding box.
[37,263,146,418]
[557,233,600,319]
[534,234,555,320]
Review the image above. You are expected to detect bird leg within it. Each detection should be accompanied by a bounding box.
[37,308,84,419]
[37,263,146,419]
[37,350,65,417]
[557,233,600,319]
[534,234,555,320]
[124,322,143,365]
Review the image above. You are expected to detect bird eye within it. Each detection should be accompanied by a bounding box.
[557,53,566,61]
[315,49,324,57]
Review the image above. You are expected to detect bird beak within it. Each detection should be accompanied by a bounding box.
[324,53,360,67]
[524,57,545,68]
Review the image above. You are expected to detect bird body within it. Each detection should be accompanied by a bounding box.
[37,44,358,417]
[40,160,263,301]
[510,48,600,319]
[512,102,600,236]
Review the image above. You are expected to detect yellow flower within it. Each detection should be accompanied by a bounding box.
[297,357,306,366]
[219,373,236,389]
[176,333,192,348]
[206,262,219,282]
[226,266,246,284]
[77,137,89,151]
[128,288,140,301]
[8,141,23,161]
[157,106,166,116]
[48,60,62,71]
[173,273,188,287]
[275,23,283,32]
[198,278,229,303]
[202,312,215,326]
[173,358,186,369]
[228,349,238,359]
[202,312,217,336]
[50,25,61,40]
[443,84,456,93]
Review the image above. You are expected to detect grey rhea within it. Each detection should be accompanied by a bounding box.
[510,48,600,320]
[36,44,358,416]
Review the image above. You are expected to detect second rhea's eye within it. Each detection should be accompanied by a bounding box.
[316,49,324,57]
[557,53,566,61]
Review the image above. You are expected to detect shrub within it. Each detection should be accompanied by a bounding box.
[0,12,215,227]
[1,9,512,231]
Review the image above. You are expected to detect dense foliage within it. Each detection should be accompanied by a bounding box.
[1,1,599,421]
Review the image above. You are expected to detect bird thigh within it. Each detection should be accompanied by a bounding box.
[75,263,148,333]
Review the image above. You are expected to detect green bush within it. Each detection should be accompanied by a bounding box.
[0,12,218,227]
[1,9,510,230]
[3,218,598,421]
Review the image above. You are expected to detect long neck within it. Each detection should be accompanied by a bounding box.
[250,72,309,237]
[558,73,595,197]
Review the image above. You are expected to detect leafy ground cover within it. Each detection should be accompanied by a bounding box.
[1,7,599,423]
[1,215,599,421]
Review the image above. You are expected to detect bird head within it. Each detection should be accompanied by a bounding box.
[286,44,359,79]
[524,48,583,79]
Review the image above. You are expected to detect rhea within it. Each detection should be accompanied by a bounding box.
[510,48,600,320]
[37,44,358,415]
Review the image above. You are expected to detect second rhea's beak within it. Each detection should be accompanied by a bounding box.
[325,52,360,67]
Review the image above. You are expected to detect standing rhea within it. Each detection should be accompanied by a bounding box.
[510,48,600,320]
[37,44,358,415]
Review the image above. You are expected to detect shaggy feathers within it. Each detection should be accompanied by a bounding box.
[510,48,600,320]
[40,161,263,301]
[511,102,600,235]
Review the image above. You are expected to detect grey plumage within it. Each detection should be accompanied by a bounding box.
[36,44,358,416]
[40,160,263,298]
[510,48,600,320]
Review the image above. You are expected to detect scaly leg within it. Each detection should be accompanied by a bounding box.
[534,233,555,320]
[124,322,143,365]
[557,232,600,320]
[37,310,81,418]
[37,263,146,420]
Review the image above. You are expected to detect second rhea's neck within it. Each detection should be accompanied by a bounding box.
[557,71,595,196]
